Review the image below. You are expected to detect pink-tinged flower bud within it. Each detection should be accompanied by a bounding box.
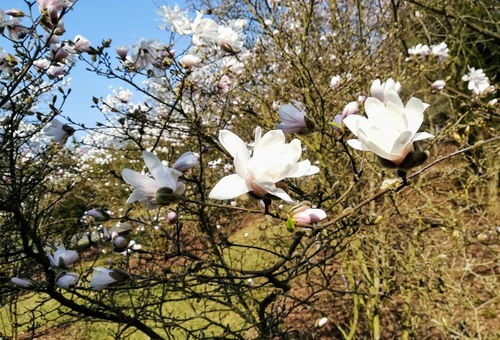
[73,35,93,53]
[431,80,446,90]
[342,101,359,118]
[167,211,178,224]
[116,46,129,60]
[292,208,327,225]
[11,277,38,290]
[56,272,78,289]
[173,151,199,172]
[113,236,127,249]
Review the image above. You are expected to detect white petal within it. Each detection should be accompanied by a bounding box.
[363,98,387,120]
[141,151,163,180]
[412,131,434,141]
[404,97,426,134]
[254,129,286,155]
[219,130,250,162]
[343,115,367,136]
[209,174,250,200]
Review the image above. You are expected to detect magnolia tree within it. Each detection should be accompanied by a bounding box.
[1,0,499,339]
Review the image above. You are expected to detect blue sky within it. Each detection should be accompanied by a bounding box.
[3,0,186,135]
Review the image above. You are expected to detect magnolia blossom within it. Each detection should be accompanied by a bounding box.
[216,19,247,52]
[344,90,434,168]
[167,211,178,223]
[430,42,449,61]
[330,75,341,89]
[158,5,190,33]
[11,277,37,290]
[333,101,359,129]
[462,66,490,96]
[209,127,319,203]
[48,245,79,268]
[276,102,314,134]
[90,267,131,290]
[56,272,78,289]
[370,78,401,103]
[180,54,201,68]
[122,151,185,209]
[408,44,430,56]
[432,80,446,90]
[172,151,199,172]
[72,34,93,53]
[44,118,74,144]
[291,207,326,225]
[188,11,219,46]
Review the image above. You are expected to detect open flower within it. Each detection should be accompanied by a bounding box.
[122,151,185,210]
[276,102,315,134]
[44,118,75,144]
[90,267,131,290]
[209,127,319,203]
[48,245,79,268]
[343,90,434,168]
[462,66,490,96]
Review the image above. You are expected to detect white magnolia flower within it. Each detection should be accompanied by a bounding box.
[462,66,490,96]
[172,151,199,172]
[276,102,314,134]
[56,272,78,289]
[209,127,319,203]
[158,5,190,33]
[122,151,185,210]
[408,44,430,56]
[430,42,449,61]
[370,78,401,103]
[90,267,130,290]
[216,19,247,52]
[188,11,219,46]
[431,80,446,90]
[48,245,79,268]
[316,317,328,327]
[44,118,74,144]
[344,90,434,167]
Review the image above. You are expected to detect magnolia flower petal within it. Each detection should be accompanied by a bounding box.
[404,97,426,134]
[363,98,387,120]
[255,181,294,203]
[412,131,434,141]
[357,128,396,161]
[343,115,368,136]
[390,130,414,157]
[254,130,286,155]
[346,138,369,151]
[385,90,404,110]
[122,169,157,189]
[208,174,250,200]
[219,130,250,162]
[142,151,165,182]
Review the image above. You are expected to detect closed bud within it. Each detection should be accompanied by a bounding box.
[11,277,38,290]
[167,211,178,224]
[113,236,127,249]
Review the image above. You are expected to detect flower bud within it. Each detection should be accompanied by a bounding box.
[113,236,127,250]
[172,151,199,172]
[167,211,178,224]
[431,80,446,90]
[11,277,38,290]
[56,272,78,289]
[342,101,359,118]
[90,267,131,290]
